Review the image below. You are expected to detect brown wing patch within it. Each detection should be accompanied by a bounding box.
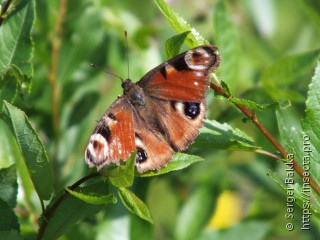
[157,99,206,151]
[132,111,174,173]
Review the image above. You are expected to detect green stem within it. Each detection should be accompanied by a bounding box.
[210,82,320,196]
[37,171,101,240]
[0,0,12,26]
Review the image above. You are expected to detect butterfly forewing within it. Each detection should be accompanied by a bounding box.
[139,45,220,102]
[85,45,220,172]
[85,97,136,169]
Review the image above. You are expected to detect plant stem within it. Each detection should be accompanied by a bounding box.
[48,0,67,139]
[0,0,12,26]
[37,171,101,240]
[210,82,320,195]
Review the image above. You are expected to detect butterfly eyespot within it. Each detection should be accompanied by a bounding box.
[184,102,200,119]
[185,48,212,70]
[136,147,148,163]
[85,133,109,167]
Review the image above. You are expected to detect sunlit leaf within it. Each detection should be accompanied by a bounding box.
[165,31,190,59]
[137,153,204,177]
[118,187,153,223]
[229,98,290,111]
[1,101,53,200]
[154,0,208,47]
[213,1,240,86]
[302,61,320,156]
[66,188,117,205]
[194,119,259,151]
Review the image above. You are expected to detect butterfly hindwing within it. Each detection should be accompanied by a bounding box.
[85,45,220,172]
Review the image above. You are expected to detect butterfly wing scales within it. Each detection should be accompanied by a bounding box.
[85,97,136,169]
[139,45,220,102]
[85,45,220,172]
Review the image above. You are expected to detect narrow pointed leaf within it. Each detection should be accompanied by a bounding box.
[154,0,208,47]
[229,98,290,111]
[66,188,117,205]
[118,188,153,223]
[194,119,259,150]
[137,153,204,177]
[165,31,190,59]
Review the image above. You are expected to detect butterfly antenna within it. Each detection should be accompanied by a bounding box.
[124,31,130,80]
[90,63,124,83]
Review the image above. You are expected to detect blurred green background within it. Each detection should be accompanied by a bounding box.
[1,0,320,239]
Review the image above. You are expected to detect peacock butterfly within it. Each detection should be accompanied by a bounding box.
[85,45,220,172]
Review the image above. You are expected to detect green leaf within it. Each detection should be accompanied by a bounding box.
[276,109,310,168]
[0,198,19,232]
[41,181,108,240]
[175,186,214,240]
[137,153,204,177]
[108,151,136,188]
[1,101,53,200]
[261,50,320,85]
[229,98,290,111]
[0,0,34,76]
[0,120,34,206]
[213,1,241,86]
[218,80,291,110]
[261,50,320,101]
[0,0,35,102]
[165,31,190,59]
[0,65,26,105]
[154,0,208,47]
[118,187,153,224]
[66,188,117,205]
[193,119,259,151]
[302,61,320,156]
[276,108,320,210]
[0,165,18,208]
[220,80,231,97]
[267,170,320,218]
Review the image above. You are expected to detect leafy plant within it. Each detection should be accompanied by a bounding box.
[0,0,320,239]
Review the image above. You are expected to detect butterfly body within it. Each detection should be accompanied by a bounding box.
[85,45,220,172]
